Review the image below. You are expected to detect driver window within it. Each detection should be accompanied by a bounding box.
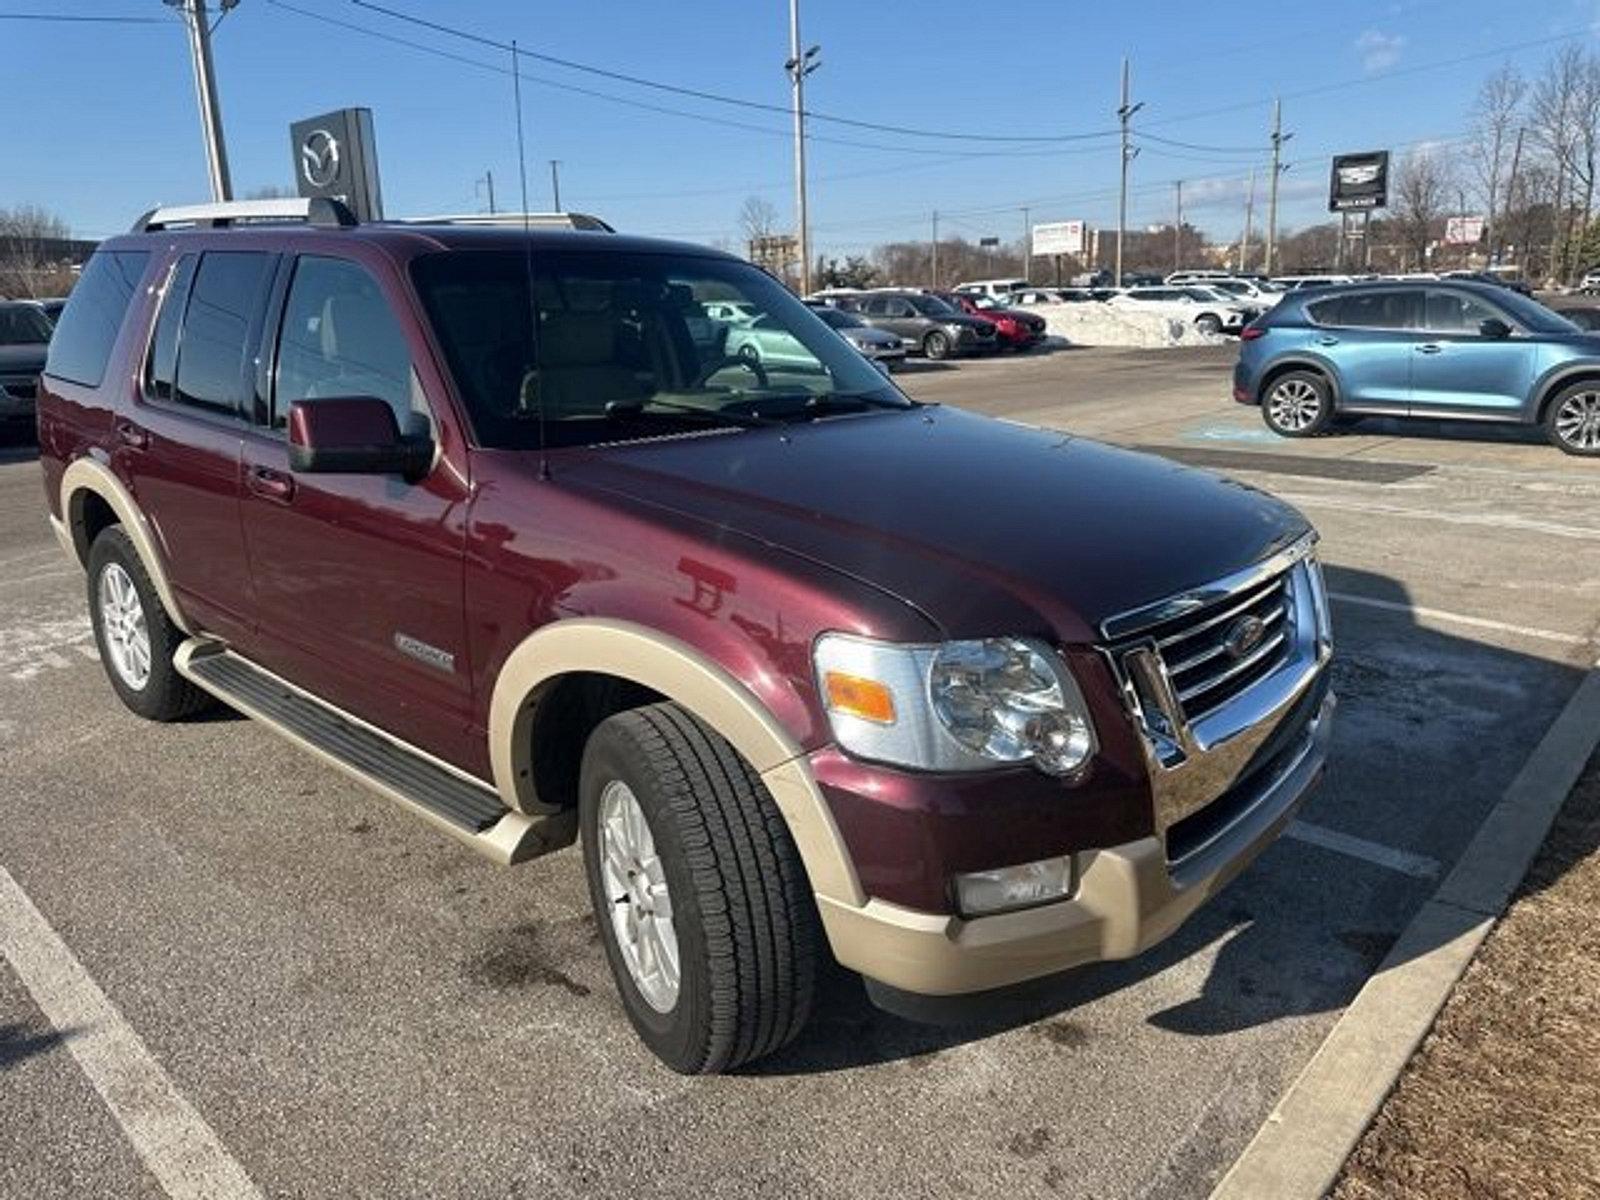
[1424,289,1501,334]
[887,299,914,317]
[274,256,419,430]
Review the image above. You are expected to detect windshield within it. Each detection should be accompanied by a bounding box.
[0,304,53,345]
[814,307,863,330]
[1495,289,1582,334]
[1183,287,1228,302]
[906,294,957,317]
[1210,280,1249,295]
[411,249,907,450]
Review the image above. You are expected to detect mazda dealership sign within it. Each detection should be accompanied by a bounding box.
[1329,151,1389,212]
[289,108,383,221]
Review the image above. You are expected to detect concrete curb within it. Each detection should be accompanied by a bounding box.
[1211,659,1600,1200]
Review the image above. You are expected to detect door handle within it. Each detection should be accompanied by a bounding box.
[246,465,295,503]
[1315,335,1339,346]
[1416,343,1442,354]
[114,420,149,450]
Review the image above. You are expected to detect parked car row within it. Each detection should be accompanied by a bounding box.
[804,287,1048,360]
[0,300,55,430]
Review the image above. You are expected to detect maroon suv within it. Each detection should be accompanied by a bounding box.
[38,200,1333,1074]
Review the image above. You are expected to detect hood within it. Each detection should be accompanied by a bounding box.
[557,406,1309,643]
[842,327,900,347]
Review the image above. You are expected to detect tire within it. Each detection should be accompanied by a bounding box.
[579,702,819,1074]
[922,329,952,360]
[1196,313,1223,335]
[1261,370,1335,438]
[1544,382,1600,456]
[86,526,213,721]
[737,342,761,365]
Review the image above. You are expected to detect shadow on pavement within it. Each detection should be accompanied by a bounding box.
[0,1023,74,1072]
[750,563,1589,1076]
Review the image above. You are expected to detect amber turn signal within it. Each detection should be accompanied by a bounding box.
[823,671,897,725]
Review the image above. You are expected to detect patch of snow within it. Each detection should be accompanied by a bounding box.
[1028,303,1232,349]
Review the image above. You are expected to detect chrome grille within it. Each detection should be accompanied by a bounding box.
[1147,572,1292,721]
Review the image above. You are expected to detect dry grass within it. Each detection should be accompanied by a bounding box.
[1332,753,1600,1200]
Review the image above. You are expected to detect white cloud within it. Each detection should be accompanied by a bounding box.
[1356,30,1406,72]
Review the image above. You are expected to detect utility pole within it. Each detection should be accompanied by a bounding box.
[931,210,939,287]
[476,170,496,214]
[170,0,234,201]
[785,0,821,295]
[1115,57,1143,286]
[1022,206,1031,280]
[548,160,562,210]
[1265,98,1291,276]
[1174,180,1183,274]
[1241,169,1256,271]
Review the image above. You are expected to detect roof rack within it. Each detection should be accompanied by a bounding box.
[130,197,359,233]
[399,211,615,232]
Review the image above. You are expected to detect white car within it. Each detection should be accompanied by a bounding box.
[1110,286,1251,334]
[1004,287,1095,305]
[1579,270,1600,295]
[1202,277,1284,305]
[952,277,1029,300]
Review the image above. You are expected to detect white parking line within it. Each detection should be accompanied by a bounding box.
[1285,821,1441,879]
[1328,590,1589,647]
[0,868,263,1200]
[1273,491,1600,542]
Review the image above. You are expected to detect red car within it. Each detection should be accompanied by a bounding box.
[939,291,1047,349]
[39,199,1332,1074]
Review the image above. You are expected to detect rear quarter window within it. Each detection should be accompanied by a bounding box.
[44,250,150,387]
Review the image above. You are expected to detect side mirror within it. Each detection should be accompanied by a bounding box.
[1478,317,1513,339]
[286,398,433,481]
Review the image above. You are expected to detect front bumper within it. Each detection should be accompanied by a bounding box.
[818,687,1332,996]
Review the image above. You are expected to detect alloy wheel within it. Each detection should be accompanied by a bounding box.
[1555,391,1600,451]
[598,779,680,1013]
[98,562,151,690]
[1267,378,1323,432]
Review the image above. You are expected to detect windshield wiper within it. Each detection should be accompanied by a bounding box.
[603,398,781,429]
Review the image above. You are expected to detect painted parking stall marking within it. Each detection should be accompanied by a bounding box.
[1284,821,1441,879]
[0,868,263,1200]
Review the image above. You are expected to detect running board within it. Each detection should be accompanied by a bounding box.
[174,641,573,865]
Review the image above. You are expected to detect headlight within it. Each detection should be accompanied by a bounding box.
[813,633,1097,778]
[945,322,968,336]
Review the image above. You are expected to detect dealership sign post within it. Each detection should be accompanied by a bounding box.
[289,108,384,222]
[1329,151,1388,271]
[1032,221,1086,285]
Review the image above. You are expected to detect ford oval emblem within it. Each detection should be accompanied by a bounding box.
[1222,615,1268,660]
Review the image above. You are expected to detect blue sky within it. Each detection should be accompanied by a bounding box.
[8,0,1600,253]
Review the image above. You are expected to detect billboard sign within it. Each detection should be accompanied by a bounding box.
[290,108,384,221]
[1445,215,1486,245]
[1329,151,1389,212]
[1032,220,1086,256]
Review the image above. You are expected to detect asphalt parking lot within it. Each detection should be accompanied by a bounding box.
[2,346,1597,1200]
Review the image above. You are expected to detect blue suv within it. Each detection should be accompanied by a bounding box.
[1233,280,1600,456]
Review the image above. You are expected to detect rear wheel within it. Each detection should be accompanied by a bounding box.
[922,330,952,360]
[580,703,819,1074]
[1196,313,1224,335]
[1261,370,1334,438]
[1547,383,1600,456]
[86,527,212,721]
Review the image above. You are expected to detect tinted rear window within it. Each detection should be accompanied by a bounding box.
[44,250,149,386]
[1309,290,1419,329]
[174,252,274,415]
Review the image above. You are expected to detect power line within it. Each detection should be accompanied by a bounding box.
[0,11,165,22]
[348,0,1122,146]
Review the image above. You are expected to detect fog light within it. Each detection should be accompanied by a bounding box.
[955,856,1073,916]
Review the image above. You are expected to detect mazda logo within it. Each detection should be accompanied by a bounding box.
[1222,615,1268,661]
[300,128,341,189]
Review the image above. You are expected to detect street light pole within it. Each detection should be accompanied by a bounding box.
[1021,206,1031,281]
[931,210,939,288]
[1115,57,1142,286]
[785,0,820,295]
[171,0,233,201]
[1174,180,1183,274]
[549,160,562,210]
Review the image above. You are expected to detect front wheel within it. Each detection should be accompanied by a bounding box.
[1546,383,1600,456]
[580,703,819,1074]
[1261,370,1334,438]
[1196,313,1223,335]
[922,330,952,360]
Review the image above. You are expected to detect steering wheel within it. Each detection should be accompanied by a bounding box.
[690,354,769,390]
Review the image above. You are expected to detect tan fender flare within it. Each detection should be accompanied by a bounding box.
[59,457,193,635]
[487,618,865,907]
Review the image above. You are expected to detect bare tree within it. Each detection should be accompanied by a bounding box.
[0,205,73,298]
[1391,148,1454,269]
[737,196,779,249]
[1469,64,1526,260]
[1529,46,1589,281]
